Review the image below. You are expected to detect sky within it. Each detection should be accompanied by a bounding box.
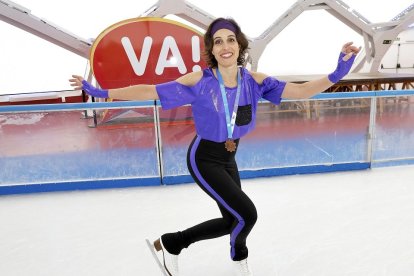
[1,0,413,94]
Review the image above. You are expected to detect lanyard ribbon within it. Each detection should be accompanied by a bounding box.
[216,67,241,140]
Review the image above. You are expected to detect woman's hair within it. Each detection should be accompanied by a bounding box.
[202,17,249,68]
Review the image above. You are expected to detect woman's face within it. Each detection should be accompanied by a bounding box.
[211,28,240,68]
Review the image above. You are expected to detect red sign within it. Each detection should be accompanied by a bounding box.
[90,17,207,89]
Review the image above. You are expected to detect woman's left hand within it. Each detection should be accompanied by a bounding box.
[340,41,361,61]
[328,42,361,83]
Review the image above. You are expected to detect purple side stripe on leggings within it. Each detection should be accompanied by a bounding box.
[189,136,245,259]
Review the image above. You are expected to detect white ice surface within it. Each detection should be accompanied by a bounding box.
[1,166,414,276]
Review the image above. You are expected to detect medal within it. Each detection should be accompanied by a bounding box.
[225,139,237,152]
[216,67,242,152]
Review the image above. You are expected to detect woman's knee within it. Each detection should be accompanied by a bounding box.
[244,208,257,227]
[235,207,257,228]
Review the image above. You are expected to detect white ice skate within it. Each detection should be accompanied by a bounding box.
[233,258,253,276]
[145,238,179,276]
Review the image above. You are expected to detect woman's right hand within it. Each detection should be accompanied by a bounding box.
[69,75,84,90]
[69,75,109,98]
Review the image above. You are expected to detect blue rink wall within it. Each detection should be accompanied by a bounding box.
[1,91,414,195]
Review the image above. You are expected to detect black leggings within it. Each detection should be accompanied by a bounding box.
[161,136,257,261]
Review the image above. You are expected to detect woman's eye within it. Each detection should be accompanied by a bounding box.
[228,38,237,43]
[214,40,222,45]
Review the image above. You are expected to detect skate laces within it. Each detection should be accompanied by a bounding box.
[234,258,252,276]
[163,251,179,275]
[159,239,179,276]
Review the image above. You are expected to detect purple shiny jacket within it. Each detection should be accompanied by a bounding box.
[156,67,286,143]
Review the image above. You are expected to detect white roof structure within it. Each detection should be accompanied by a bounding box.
[1,0,414,73]
[0,0,91,57]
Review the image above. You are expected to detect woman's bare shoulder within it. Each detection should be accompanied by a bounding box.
[176,70,204,86]
[248,70,269,85]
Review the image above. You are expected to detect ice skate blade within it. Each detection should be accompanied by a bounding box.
[145,238,170,276]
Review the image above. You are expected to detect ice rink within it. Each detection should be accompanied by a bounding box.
[1,165,414,276]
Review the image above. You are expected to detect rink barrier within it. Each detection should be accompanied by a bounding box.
[1,89,414,195]
[0,163,370,195]
[0,178,160,196]
[1,90,414,113]
[0,100,155,113]
[162,163,371,185]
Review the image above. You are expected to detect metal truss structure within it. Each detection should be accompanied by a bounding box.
[1,0,414,73]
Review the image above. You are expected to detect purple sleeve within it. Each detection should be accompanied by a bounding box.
[260,77,287,105]
[155,81,196,110]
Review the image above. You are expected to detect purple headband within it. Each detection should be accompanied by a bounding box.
[210,19,237,36]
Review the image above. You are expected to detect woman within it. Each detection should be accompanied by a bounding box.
[70,17,360,276]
